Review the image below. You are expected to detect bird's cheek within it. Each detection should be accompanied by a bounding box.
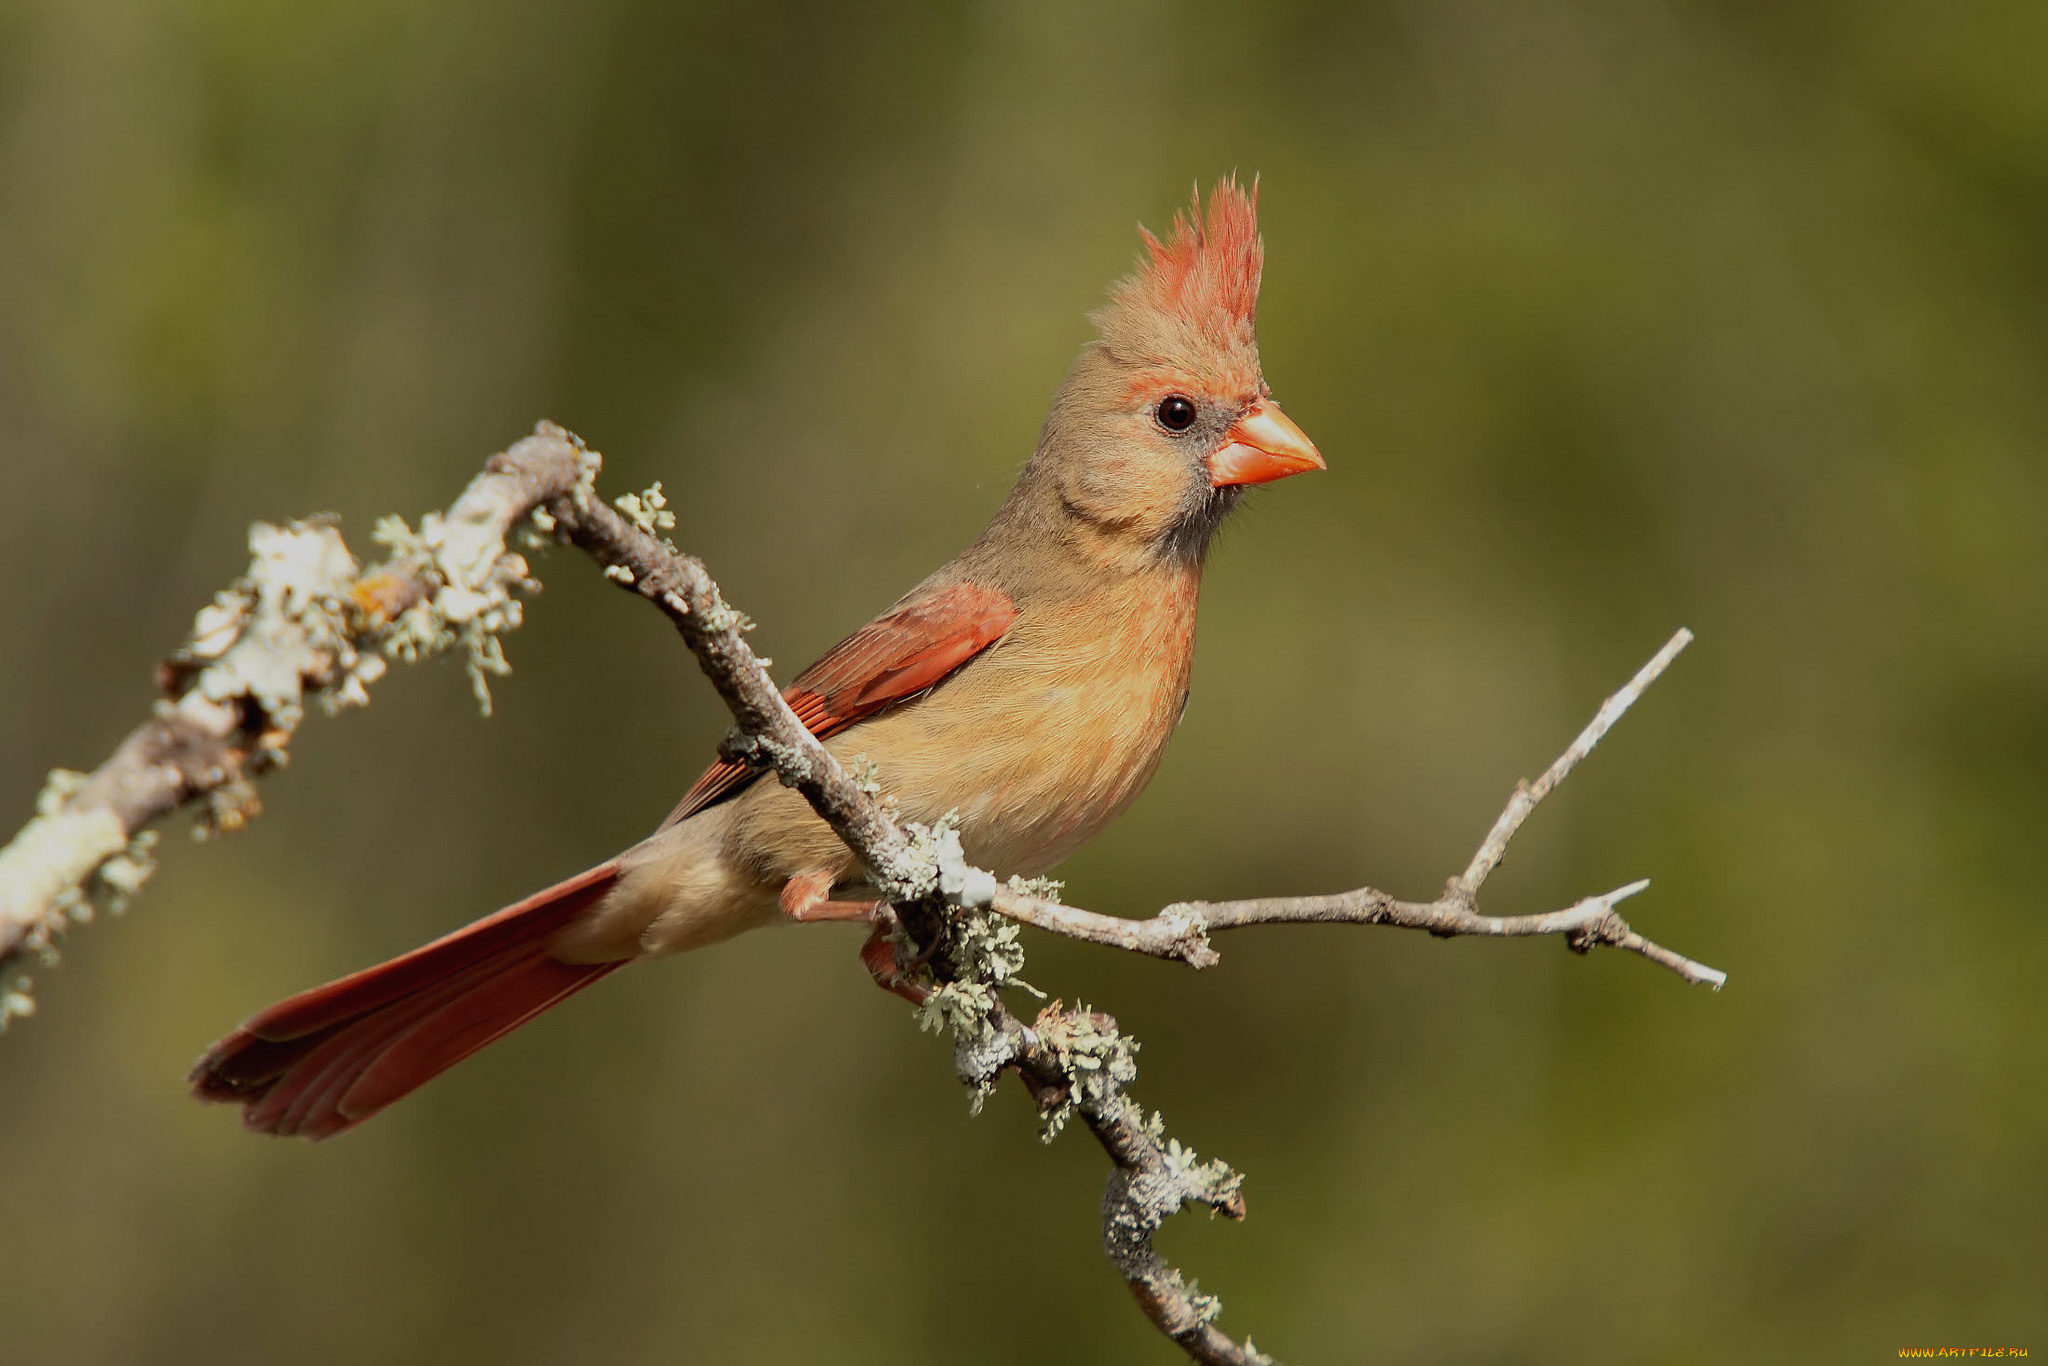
[1065,453,1186,530]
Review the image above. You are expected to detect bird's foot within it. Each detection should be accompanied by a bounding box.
[859,924,930,1006]
[781,871,930,1003]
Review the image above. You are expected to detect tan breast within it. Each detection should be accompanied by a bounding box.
[722,565,1202,887]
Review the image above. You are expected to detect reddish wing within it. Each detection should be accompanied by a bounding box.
[660,579,1017,828]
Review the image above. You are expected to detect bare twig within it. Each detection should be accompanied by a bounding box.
[1456,628,1692,894]
[978,629,1725,992]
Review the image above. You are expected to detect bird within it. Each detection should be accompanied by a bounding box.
[190,176,1324,1139]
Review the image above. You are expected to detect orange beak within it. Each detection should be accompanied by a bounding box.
[1207,398,1326,487]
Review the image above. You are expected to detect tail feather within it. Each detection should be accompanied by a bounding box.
[243,862,621,1039]
[245,943,530,1137]
[192,862,627,1140]
[345,949,620,1117]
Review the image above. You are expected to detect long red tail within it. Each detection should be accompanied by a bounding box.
[190,862,627,1140]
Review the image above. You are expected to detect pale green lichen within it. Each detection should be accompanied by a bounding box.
[521,425,601,546]
[7,496,543,1027]
[848,754,882,798]
[699,594,755,635]
[1006,873,1064,901]
[0,773,125,988]
[891,816,1065,1111]
[948,910,1033,993]
[1038,1097,1073,1141]
[516,502,562,554]
[869,828,1249,1344]
[913,979,995,1038]
[846,755,902,819]
[93,829,158,914]
[161,519,398,835]
[881,813,953,904]
[48,823,160,924]
[5,450,575,1032]
[724,729,818,792]
[0,777,162,1032]
[35,769,88,819]
[370,511,534,715]
[567,430,604,488]
[1162,1135,1245,1214]
[1151,1269,1222,1327]
[0,975,34,1026]
[1030,1003,1141,1142]
[1039,1003,1140,1105]
[186,520,374,732]
[613,481,677,546]
[195,771,261,841]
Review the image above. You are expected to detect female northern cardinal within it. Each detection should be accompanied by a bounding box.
[192,177,1323,1138]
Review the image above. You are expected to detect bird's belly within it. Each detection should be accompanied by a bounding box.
[721,575,1199,889]
[840,652,1188,880]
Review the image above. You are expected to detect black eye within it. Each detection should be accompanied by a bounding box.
[1156,395,1197,432]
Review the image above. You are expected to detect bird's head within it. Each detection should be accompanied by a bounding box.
[1030,176,1324,565]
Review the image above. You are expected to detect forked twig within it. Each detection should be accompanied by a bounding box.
[980,629,1724,991]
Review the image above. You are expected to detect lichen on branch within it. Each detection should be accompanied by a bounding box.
[0,424,591,1022]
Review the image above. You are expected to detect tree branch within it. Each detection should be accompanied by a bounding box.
[0,425,590,1013]
[2,422,1715,1364]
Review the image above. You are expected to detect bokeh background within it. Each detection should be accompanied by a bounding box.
[2,2,2043,1362]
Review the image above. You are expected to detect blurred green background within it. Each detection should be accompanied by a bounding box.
[2,2,2043,1362]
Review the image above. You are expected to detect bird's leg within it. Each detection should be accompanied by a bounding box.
[779,869,885,924]
[789,899,887,924]
[781,870,928,1003]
